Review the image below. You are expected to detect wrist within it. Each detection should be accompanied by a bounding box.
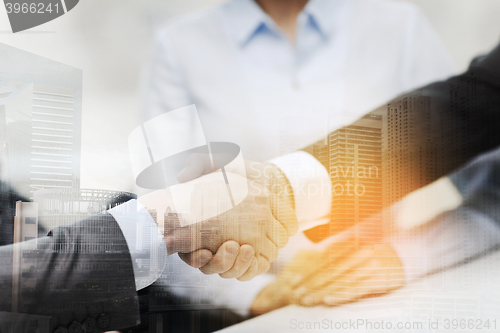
[264,163,295,209]
[269,152,332,230]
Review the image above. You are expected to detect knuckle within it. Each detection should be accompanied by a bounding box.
[263,244,279,262]
[278,228,289,249]
[257,259,270,275]
[269,248,279,262]
[200,267,214,275]
[219,271,235,279]
[221,258,234,272]
[239,260,258,281]
[237,272,254,282]
[200,258,224,275]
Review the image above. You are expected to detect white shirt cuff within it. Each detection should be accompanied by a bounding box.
[389,208,500,285]
[109,199,167,290]
[387,177,463,284]
[270,151,331,231]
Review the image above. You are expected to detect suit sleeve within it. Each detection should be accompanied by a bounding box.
[384,42,500,202]
[278,43,500,240]
[390,147,500,283]
[0,213,140,333]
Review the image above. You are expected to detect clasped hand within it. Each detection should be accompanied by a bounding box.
[164,157,298,281]
[250,238,405,314]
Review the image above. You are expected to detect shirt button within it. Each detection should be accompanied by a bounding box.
[83,318,97,332]
[53,327,68,333]
[68,321,82,333]
[97,313,110,329]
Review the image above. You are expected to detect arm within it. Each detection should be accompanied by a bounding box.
[1,193,261,332]
[392,147,500,282]
[251,147,500,312]
[0,214,139,333]
[111,198,265,283]
[276,43,500,241]
[254,134,500,313]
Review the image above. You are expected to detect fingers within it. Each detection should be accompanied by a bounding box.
[186,242,264,281]
[305,274,393,307]
[255,253,271,276]
[290,243,405,307]
[288,238,362,290]
[199,241,240,275]
[322,237,359,262]
[250,282,291,315]
[296,275,355,306]
[237,257,259,281]
[260,237,279,263]
[278,250,323,286]
[235,247,273,281]
[269,192,298,238]
[313,247,373,288]
[219,245,255,279]
[178,249,213,269]
[292,247,373,300]
[266,215,289,249]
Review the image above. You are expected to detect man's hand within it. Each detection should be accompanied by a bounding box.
[179,241,261,281]
[168,155,298,279]
[164,178,293,276]
[250,238,405,314]
[177,154,298,237]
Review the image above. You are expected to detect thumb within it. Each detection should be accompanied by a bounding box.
[165,224,201,254]
[178,249,213,268]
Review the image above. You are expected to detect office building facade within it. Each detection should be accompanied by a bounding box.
[0,43,82,199]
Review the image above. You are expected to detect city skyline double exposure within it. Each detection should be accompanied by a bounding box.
[1,1,500,332]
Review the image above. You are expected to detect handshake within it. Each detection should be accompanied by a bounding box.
[161,158,298,281]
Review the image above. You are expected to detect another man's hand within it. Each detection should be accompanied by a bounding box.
[250,238,405,314]
[165,178,293,275]
[179,241,260,281]
[170,156,298,279]
[177,155,298,238]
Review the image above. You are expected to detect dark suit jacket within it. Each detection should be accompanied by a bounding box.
[0,183,140,333]
[303,42,500,241]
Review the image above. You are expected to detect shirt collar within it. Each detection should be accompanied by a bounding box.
[303,0,346,40]
[221,0,271,46]
[221,0,346,46]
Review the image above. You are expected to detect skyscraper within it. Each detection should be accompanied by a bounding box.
[328,113,383,243]
[384,92,435,207]
[0,84,33,198]
[34,188,136,231]
[0,43,83,199]
[382,92,435,280]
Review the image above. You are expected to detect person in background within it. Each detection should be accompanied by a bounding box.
[141,0,456,320]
